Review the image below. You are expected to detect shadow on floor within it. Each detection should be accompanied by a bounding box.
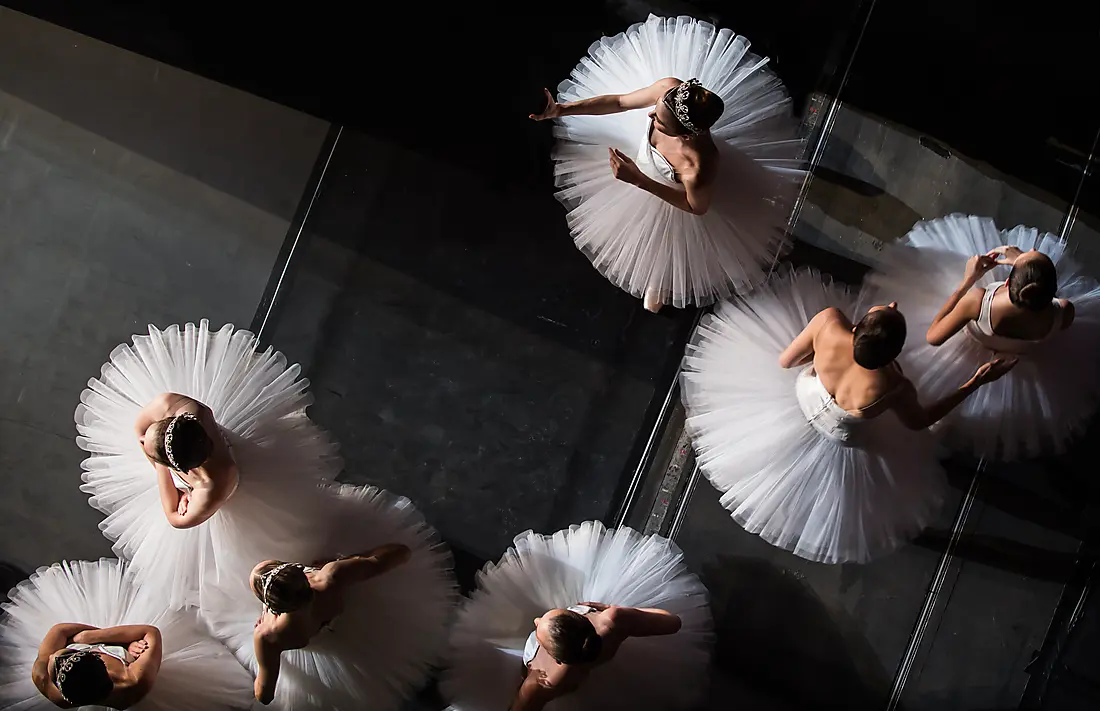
[702,554,890,711]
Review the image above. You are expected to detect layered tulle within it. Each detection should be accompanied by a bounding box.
[201,484,457,711]
[866,214,1100,459]
[681,269,946,563]
[441,521,712,711]
[553,14,805,307]
[0,559,252,711]
[75,320,341,609]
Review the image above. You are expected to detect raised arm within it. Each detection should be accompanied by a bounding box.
[529,77,681,120]
[778,307,837,369]
[253,633,282,705]
[315,544,412,590]
[926,254,997,345]
[889,358,1016,430]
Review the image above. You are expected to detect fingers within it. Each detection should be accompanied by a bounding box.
[543,87,553,102]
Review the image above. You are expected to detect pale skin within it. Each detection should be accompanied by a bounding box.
[924,246,1074,346]
[133,393,238,529]
[32,623,162,710]
[249,544,412,704]
[530,78,719,216]
[507,603,682,711]
[778,303,1017,429]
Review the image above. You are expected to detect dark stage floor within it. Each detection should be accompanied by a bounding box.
[1,1,1098,709]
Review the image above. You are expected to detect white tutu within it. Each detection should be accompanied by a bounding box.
[866,214,1100,460]
[553,14,805,307]
[75,320,341,610]
[681,269,946,564]
[441,521,712,711]
[201,484,457,711]
[0,559,252,711]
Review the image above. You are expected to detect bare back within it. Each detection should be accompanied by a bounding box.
[525,609,623,696]
[255,570,345,652]
[987,286,1067,340]
[811,312,904,417]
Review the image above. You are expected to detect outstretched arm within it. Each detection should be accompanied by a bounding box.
[889,358,1016,430]
[606,606,682,638]
[253,633,282,705]
[778,308,838,369]
[315,544,412,590]
[529,77,681,120]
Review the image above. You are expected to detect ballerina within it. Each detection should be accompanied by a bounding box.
[442,521,712,711]
[133,394,236,529]
[201,484,456,711]
[866,214,1100,459]
[681,269,1015,564]
[0,558,252,710]
[75,320,341,609]
[531,14,803,312]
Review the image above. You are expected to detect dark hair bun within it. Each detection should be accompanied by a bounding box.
[578,629,603,663]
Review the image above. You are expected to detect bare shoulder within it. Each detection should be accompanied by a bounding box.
[653,76,681,93]
[813,307,852,336]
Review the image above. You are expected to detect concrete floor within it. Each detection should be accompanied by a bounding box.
[2,3,1098,710]
[673,98,1095,710]
[0,8,328,571]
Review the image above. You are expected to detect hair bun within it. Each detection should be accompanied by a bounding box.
[580,631,603,662]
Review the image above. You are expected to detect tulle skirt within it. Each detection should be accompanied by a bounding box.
[681,269,946,563]
[441,521,712,711]
[200,484,457,711]
[553,14,805,307]
[75,320,341,609]
[0,559,252,711]
[866,214,1100,459]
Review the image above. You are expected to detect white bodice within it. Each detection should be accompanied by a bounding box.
[795,368,866,445]
[964,281,1062,354]
[67,642,131,665]
[635,119,679,186]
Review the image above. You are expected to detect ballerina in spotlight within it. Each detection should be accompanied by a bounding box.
[867,214,1100,460]
[0,559,252,711]
[75,320,340,608]
[681,268,1015,563]
[442,521,712,711]
[531,14,804,312]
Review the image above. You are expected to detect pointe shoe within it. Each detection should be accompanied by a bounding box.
[643,289,663,313]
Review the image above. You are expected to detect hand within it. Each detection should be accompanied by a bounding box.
[609,148,645,185]
[71,629,98,645]
[176,492,190,516]
[963,253,998,285]
[529,88,561,121]
[971,357,1018,386]
[986,245,1024,265]
[128,640,149,658]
